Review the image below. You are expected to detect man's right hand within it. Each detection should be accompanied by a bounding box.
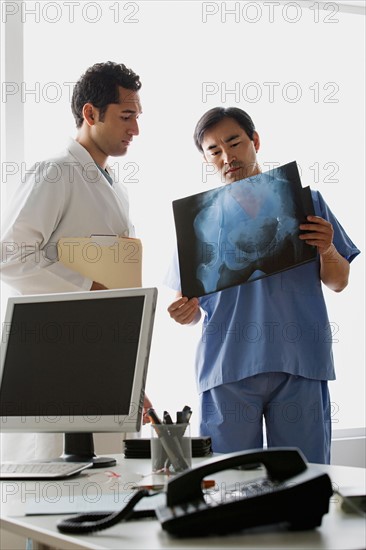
[90,281,108,290]
[167,296,201,325]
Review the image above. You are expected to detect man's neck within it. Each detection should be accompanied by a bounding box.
[75,134,108,169]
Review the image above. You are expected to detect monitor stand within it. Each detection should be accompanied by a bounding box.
[59,433,117,468]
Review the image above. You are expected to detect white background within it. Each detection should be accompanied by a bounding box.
[1,1,365,434]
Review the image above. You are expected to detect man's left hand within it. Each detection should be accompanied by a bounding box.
[299,215,334,256]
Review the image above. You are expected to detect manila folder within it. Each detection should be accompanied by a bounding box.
[57,235,142,289]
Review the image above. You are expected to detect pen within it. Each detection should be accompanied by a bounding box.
[177,405,192,424]
[182,406,192,425]
[163,411,173,424]
[147,408,162,425]
[162,409,173,472]
[176,406,192,436]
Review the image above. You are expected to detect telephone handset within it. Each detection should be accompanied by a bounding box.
[156,447,333,537]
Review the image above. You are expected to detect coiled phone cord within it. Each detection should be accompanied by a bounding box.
[57,488,159,534]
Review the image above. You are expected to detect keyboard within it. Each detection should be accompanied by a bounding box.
[0,461,93,479]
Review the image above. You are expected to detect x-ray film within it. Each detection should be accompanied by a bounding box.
[173,161,317,297]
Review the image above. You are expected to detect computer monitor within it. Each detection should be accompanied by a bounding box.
[0,287,157,467]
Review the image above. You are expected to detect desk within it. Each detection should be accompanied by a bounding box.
[1,456,365,550]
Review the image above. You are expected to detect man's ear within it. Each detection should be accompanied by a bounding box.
[82,103,97,126]
[253,131,260,153]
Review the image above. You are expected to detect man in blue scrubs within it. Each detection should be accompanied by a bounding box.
[167,107,360,464]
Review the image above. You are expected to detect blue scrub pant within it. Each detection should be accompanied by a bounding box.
[199,373,331,464]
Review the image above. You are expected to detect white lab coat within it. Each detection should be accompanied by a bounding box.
[0,138,134,295]
[0,139,136,461]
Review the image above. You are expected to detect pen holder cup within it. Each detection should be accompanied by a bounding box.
[150,423,192,474]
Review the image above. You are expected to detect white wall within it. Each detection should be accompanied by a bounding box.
[1,1,365,436]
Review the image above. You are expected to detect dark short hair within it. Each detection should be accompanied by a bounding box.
[194,107,256,153]
[71,61,141,128]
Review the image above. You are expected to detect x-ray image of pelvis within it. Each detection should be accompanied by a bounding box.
[173,162,317,297]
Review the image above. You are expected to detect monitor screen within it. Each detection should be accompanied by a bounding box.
[0,288,157,436]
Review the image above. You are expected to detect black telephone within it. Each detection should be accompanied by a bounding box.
[57,447,333,537]
[155,447,333,537]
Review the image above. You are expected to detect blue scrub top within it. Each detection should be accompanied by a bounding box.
[166,190,360,393]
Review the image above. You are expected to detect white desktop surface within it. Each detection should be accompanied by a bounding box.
[1,455,365,550]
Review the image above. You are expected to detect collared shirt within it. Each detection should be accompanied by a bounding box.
[96,164,114,186]
[166,190,360,392]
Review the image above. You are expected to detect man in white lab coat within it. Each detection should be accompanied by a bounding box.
[1,61,141,294]
[0,61,151,461]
